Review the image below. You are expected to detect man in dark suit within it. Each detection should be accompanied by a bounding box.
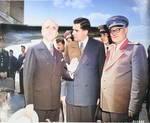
[64,17,106,122]
[8,50,17,79]
[23,18,70,122]
[8,49,17,92]
[17,45,25,94]
[0,36,9,78]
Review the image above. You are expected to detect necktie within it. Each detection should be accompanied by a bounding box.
[80,42,84,54]
[50,44,54,56]
[104,51,110,66]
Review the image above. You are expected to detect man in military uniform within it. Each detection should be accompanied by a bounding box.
[100,16,148,122]
[0,36,9,78]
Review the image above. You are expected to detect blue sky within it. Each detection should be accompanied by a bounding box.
[24,0,150,50]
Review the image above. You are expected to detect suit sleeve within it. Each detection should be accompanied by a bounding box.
[146,48,150,112]
[98,43,106,98]
[23,47,36,106]
[64,43,70,64]
[129,44,148,113]
[61,80,67,97]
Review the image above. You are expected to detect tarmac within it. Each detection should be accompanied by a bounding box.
[5,73,149,122]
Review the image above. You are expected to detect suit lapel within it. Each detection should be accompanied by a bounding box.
[104,39,129,72]
[105,49,124,71]
[76,38,94,72]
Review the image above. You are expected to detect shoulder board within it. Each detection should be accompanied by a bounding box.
[128,42,140,45]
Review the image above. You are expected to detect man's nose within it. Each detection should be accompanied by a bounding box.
[49,28,53,33]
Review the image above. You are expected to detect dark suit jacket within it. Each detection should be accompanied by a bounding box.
[9,55,17,73]
[146,45,150,118]
[17,53,25,71]
[23,41,69,110]
[0,49,9,73]
[65,37,105,106]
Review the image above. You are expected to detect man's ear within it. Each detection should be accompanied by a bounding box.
[41,29,43,36]
[56,31,58,37]
[125,28,128,34]
[84,30,88,35]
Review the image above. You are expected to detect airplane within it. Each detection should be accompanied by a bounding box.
[0,23,100,48]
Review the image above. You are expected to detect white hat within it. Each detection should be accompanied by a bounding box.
[8,108,39,123]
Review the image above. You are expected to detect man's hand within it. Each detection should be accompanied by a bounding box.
[128,110,135,117]
[23,104,34,119]
[61,96,66,106]
[66,57,79,72]
[97,98,100,105]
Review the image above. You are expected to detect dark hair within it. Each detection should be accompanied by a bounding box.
[74,17,91,31]
[56,37,65,45]
[9,49,13,53]
[68,31,74,41]
[99,25,112,44]
[68,36,74,41]
[21,45,25,49]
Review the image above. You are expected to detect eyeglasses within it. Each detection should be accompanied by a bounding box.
[110,28,123,34]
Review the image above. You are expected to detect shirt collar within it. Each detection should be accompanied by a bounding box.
[43,40,53,50]
[78,36,89,48]
[116,38,127,52]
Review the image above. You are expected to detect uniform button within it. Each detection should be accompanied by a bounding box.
[105,72,107,74]
[104,79,105,81]
[47,63,49,65]
[103,86,105,89]
[85,74,87,77]
[85,85,88,87]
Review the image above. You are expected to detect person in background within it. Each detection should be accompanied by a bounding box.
[0,36,9,79]
[8,49,17,92]
[23,18,72,122]
[98,24,113,53]
[64,17,105,122]
[17,45,25,94]
[100,15,148,122]
[146,45,150,121]
[56,37,67,122]
[64,30,74,43]
[56,37,65,53]
[0,36,10,122]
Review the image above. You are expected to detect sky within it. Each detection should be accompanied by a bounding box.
[6,0,150,57]
[23,0,150,51]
